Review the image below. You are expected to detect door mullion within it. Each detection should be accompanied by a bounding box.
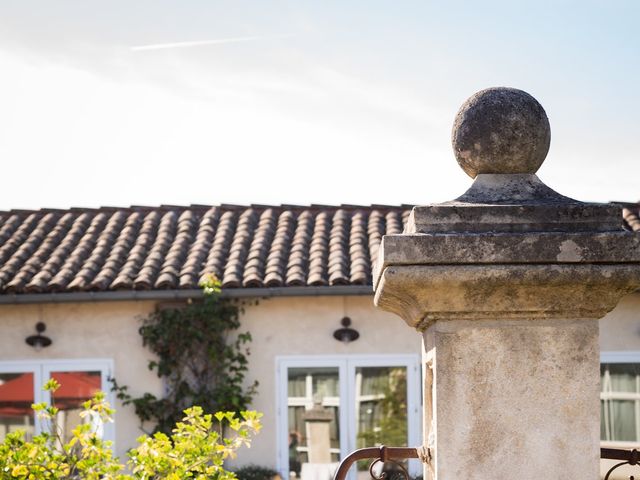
[338,360,350,466]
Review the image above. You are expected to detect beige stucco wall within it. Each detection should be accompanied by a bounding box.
[0,294,421,465]
[600,291,640,351]
[0,290,638,467]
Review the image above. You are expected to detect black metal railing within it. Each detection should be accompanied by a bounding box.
[602,448,639,480]
[332,446,419,480]
[331,446,639,480]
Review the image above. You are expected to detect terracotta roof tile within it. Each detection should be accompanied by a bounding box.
[286,210,313,286]
[201,210,236,283]
[179,207,220,289]
[0,213,60,289]
[110,211,158,290]
[134,211,176,290]
[349,210,369,285]
[243,209,277,288]
[7,213,74,293]
[49,212,107,291]
[264,210,295,287]
[328,209,350,285]
[68,211,128,291]
[367,210,385,275]
[155,210,197,289]
[222,209,258,288]
[26,213,94,293]
[90,212,143,291]
[385,210,403,235]
[308,211,330,286]
[623,207,640,232]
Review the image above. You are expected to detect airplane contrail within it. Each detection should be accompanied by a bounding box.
[130,34,294,51]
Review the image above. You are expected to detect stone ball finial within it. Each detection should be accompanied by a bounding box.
[452,87,551,178]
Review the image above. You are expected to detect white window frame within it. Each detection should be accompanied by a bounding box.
[600,351,640,447]
[276,354,421,479]
[0,359,115,444]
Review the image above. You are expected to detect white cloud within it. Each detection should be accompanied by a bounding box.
[0,48,463,210]
[130,34,295,52]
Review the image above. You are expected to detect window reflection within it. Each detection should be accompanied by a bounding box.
[287,368,340,480]
[0,372,35,441]
[285,365,411,480]
[50,371,102,443]
[356,367,408,475]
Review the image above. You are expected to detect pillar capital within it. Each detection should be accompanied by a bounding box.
[374,87,640,327]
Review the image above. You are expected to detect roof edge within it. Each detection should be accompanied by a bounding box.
[0,286,374,305]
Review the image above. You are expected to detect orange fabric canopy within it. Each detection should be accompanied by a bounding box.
[0,372,101,416]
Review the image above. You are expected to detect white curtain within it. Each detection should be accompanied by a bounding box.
[601,363,640,442]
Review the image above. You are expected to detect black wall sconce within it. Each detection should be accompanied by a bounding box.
[25,322,52,351]
[333,317,359,343]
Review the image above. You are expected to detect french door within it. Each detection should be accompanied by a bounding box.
[276,355,421,480]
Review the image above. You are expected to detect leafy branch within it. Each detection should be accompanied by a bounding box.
[112,275,258,435]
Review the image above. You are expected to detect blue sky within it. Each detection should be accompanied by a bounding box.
[0,1,638,209]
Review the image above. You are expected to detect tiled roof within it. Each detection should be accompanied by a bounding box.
[0,202,634,296]
[0,205,411,294]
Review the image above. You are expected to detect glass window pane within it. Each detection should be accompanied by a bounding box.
[600,401,607,440]
[50,371,102,443]
[601,363,640,442]
[356,367,408,448]
[602,399,636,442]
[0,373,35,441]
[312,373,339,398]
[355,367,408,474]
[601,363,640,393]
[288,371,307,397]
[287,368,340,480]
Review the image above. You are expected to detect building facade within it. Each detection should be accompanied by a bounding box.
[0,204,638,478]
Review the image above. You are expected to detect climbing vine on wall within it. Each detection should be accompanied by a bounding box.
[112,275,258,435]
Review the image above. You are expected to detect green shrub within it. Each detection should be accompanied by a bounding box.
[233,465,280,480]
[0,379,262,480]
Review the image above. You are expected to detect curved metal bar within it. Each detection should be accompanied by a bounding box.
[368,457,411,480]
[603,461,630,480]
[368,459,386,480]
[332,446,418,480]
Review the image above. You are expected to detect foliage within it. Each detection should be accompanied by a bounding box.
[113,275,258,435]
[0,378,121,480]
[129,408,262,479]
[233,465,280,480]
[0,381,262,480]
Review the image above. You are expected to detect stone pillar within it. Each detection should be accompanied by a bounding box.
[303,400,333,464]
[373,88,640,480]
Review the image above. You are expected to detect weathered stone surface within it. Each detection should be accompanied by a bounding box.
[400,174,626,236]
[451,173,574,205]
[373,232,640,288]
[452,88,551,178]
[405,201,622,234]
[375,264,640,329]
[423,318,599,480]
